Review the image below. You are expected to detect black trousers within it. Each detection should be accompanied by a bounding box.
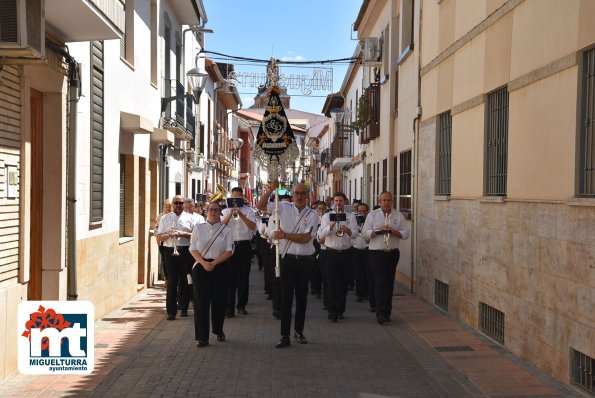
[227,240,252,311]
[324,248,351,315]
[318,250,329,309]
[259,236,271,295]
[279,254,313,337]
[192,260,228,342]
[368,249,400,317]
[352,248,369,298]
[164,246,192,316]
[267,246,282,312]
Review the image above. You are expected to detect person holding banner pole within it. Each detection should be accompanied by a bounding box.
[257,182,320,348]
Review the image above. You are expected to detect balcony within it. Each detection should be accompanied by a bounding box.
[360,83,380,144]
[162,80,195,142]
[330,130,354,171]
[320,148,331,167]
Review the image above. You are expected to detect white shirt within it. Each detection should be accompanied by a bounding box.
[189,221,233,259]
[362,208,410,251]
[352,215,369,250]
[222,205,256,241]
[266,202,320,256]
[192,213,206,225]
[157,211,196,247]
[318,210,358,251]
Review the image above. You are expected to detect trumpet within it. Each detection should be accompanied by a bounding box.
[383,213,391,252]
[169,222,180,256]
[335,209,345,237]
[231,203,240,221]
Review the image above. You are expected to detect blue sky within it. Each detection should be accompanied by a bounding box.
[202,0,362,115]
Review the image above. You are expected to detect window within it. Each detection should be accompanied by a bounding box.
[150,0,157,85]
[393,155,398,208]
[90,41,104,223]
[399,149,412,213]
[579,48,595,196]
[119,154,133,238]
[382,24,390,77]
[382,158,388,192]
[485,87,509,196]
[399,0,414,64]
[438,110,452,195]
[120,0,134,65]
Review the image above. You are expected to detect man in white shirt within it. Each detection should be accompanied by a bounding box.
[362,191,410,325]
[156,195,197,320]
[222,187,256,316]
[257,182,320,348]
[318,192,358,322]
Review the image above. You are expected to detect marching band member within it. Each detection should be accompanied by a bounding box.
[189,202,233,347]
[257,182,319,348]
[156,195,197,320]
[221,187,256,317]
[361,191,410,325]
[317,192,358,322]
[352,203,370,304]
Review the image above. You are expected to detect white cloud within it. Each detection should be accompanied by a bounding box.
[280,54,305,62]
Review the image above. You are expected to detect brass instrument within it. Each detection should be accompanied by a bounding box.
[335,209,345,237]
[231,202,240,221]
[383,213,391,252]
[169,222,180,256]
[209,184,228,204]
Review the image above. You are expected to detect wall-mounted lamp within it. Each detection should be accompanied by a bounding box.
[161,67,207,112]
[330,107,359,136]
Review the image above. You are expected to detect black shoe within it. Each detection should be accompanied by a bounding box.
[316,292,322,299]
[166,314,175,321]
[272,310,282,319]
[226,310,235,318]
[328,312,337,323]
[370,307,376,312]
[196,340,209,347]
[275,336,290,348]
[356,297,364,302]
[217,334,226,342]
[294,331,308,344]
[377,315,388,325]
[237,308,248,315]
[180,310,188,317]
[337,313,344,320]
[266,295,272,300]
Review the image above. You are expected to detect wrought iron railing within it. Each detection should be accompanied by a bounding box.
[330,130,354,162]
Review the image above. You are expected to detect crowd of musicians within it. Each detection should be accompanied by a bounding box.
[154,182,409,349]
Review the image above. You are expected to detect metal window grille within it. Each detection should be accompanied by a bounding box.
[90,41,104,223]
[434,279,449,311]
[393,156,398,208]
[580,48,595,196]
[438,111,452,195]
[479,302,504,344]
[119,155,125,238]
[399,150,412,212]
[485,87,509,196]
[572,348,594,394]
[382,158,388,192]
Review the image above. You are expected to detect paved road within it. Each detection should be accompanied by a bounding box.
[1,259,582,397]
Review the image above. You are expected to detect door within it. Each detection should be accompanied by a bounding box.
[28,89,42,300]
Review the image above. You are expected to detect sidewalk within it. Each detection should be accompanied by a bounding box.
[0,259,583,397]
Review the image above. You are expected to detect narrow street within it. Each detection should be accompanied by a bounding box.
[0,259,581,398]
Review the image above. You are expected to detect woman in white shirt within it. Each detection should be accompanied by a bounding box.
[189,202,233,347]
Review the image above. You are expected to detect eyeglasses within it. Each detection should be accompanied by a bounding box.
[208,208,220,212]
[173,201,184,205]
[293,191,308,197]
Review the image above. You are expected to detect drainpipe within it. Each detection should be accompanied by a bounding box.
[410,2,423,295]
[56,45,81,301]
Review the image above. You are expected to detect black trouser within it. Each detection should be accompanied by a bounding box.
[227,240,252,311]
[352,248,369,299]
[164,246,192,316]
[325,248,351,315]
[259,236,271,295]
[268,246,282,311]
[192,260,228,342]
[318,250,329,308]
[368,249,400,317]
[310,240,322,294]
[279,254,313,337]
[158,243,168,280]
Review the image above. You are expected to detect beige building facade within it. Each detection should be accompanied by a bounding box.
[417,0,594,388]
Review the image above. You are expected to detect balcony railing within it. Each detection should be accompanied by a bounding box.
[330,131,354,161]
[360,83,380,144]
[320,148,330,167]
[162,79,195,141]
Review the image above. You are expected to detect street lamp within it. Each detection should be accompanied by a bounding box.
[231,138,244,159]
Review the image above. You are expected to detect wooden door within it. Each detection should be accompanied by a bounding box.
[28,89,42,300]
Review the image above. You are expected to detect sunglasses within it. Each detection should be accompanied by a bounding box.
[173,201,184,205]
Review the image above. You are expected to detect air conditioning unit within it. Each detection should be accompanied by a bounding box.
[361,37,381,65]
[0,0,45,62]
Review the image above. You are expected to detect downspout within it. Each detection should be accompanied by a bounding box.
[410,1,423,294]
[60,46,81,301]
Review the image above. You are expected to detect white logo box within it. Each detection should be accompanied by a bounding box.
[18,301,94,375]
